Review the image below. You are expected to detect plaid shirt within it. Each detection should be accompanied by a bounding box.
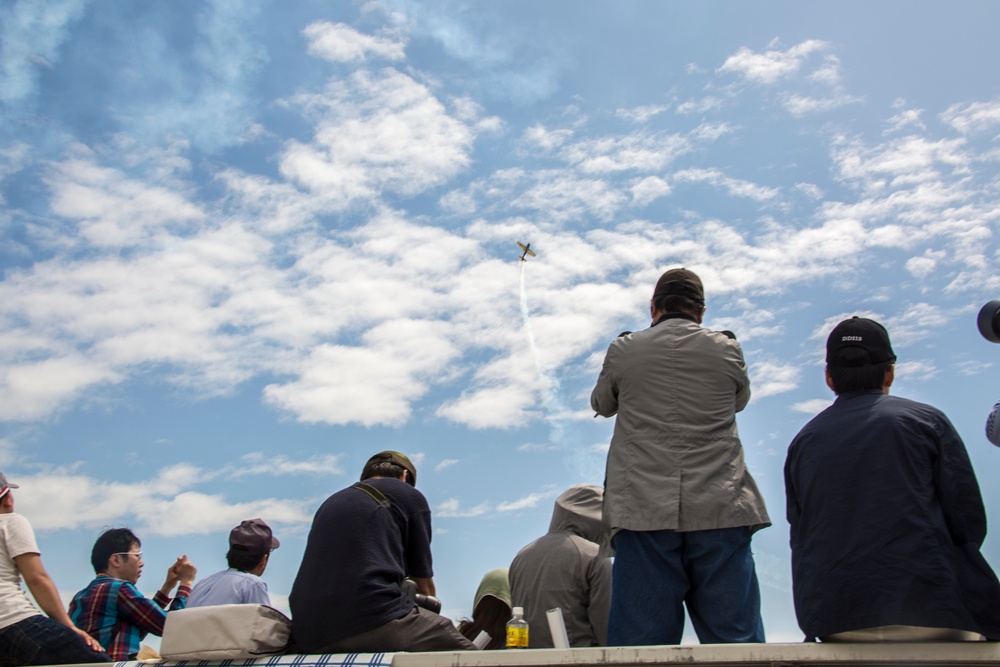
[69,575,190,660]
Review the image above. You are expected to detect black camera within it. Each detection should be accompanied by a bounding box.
[401,578,442,614]
[978,301,1000,343]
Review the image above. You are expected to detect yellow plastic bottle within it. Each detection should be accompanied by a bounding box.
[506,606,529,649]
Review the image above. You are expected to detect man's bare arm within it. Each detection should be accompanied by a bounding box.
[14,553,105,653]
[412,576,436,596]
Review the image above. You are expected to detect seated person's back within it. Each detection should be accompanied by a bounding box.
[785,317,1000,641]
[290,451,475,653]
[510,485,612,647]
[188,518,279,607]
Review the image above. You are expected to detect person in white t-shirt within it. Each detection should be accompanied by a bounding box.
[0,472,108,665]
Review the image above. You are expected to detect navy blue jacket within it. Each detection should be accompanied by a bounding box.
[785,390,1000,639]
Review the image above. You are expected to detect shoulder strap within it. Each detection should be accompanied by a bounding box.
[351,482,391,509]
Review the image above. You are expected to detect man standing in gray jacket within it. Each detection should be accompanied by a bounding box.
[591,268,769,646]
[509,485,612,647]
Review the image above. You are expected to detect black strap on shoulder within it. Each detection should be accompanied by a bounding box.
[351,482,391,509]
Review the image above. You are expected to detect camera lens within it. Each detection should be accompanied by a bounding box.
[977,301,1000,343]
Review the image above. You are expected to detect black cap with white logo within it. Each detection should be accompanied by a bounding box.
[826,316,896,367]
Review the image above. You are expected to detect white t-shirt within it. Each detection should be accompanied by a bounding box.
[0,513,43,629]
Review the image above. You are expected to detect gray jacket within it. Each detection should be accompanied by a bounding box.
[591,316,769,537]
[509,485,612,647]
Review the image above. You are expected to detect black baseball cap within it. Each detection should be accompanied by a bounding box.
[826,317,896,367]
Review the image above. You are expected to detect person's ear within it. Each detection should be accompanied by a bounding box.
[883,365,895,392]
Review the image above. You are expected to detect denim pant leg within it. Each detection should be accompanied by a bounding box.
[0,615,110,666]
[608,529,688,646]
[683,527,765,644]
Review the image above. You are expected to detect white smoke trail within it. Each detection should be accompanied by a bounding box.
[519,262,607,484]
[519,262,570,444]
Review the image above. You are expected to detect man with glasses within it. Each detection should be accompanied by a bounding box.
[188,518,279,607]
[70,528,197,660]
[0,472,108,666]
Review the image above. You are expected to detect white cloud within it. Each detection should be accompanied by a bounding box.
[672,168,779,201]
[905,249,946,280]
[434,459,459,471]
[614,105,668,123]
[229,453,346,478]
[795,183,824,200]
[45,146,205,248]
[885,108,926,135]
[718,39,830,85]
[496,491,551,512]
[792,398,832,415]
[895,358,939,381]
[511,173,628,221]
[434,497,490,518]
[304,22,406,63]
[280,68,478,204]
[0,355,122,421]
[521,124,574,152]
[676,97,723,115]
[12,463,320,534]
[750,360,800,400]
[263,320,461,426]
[560,133,691,174]
[437,385,538,430]
[941,100,1000,135]
[0,142,30,180]
[807,55,843,86]
[690,122,734,142]
[782,92,863,117]
[630,176,671,207]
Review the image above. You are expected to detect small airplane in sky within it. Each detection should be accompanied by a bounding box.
[517,242,536,261]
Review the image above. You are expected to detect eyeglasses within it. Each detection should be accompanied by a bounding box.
[113,551,142,559]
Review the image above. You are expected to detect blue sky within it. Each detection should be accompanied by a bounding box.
[3,0,1000,645]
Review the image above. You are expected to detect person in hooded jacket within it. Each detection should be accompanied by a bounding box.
[457,568,511,650]
[509,485,612,647]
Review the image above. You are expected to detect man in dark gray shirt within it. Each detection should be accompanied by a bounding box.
[290,451,474,653]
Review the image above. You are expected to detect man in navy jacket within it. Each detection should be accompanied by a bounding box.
[785,317,1000,641]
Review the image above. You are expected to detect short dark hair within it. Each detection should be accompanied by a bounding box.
[226,548,266,572]
[653,293,703,316]
[827,348,893,394]
[361,460,407,482]
[92,528,140,574]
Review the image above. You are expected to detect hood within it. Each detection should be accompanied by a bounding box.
[474,567,511,610]
[547,484,608,548]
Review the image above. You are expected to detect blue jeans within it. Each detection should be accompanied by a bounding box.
[607,527,765,645]
[0,615,109,666]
